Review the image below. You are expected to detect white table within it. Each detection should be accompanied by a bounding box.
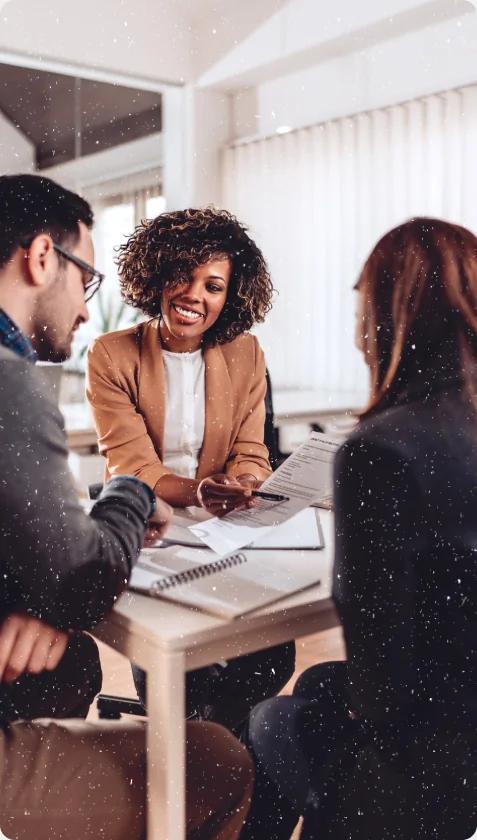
[93,510,338,840]
[61,402,97,452]
[61,390,366,453]
[273,388,365,426]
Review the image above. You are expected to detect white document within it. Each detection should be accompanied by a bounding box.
[190,432,339,555]
[160,507,324,550]
[252,507,323,549]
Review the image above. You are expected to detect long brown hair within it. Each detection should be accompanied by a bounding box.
[357,217,477,416]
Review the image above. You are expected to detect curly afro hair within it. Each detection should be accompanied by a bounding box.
[117,207,274,345]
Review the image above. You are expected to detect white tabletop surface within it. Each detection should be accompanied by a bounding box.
[61,390,366,437]
[61,401,94,430]
[273,388,366,421]
[97,510,336,660]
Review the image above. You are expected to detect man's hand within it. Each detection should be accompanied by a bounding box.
[197,474,256,516]
[0,614,69,683]
[143,497,173,546]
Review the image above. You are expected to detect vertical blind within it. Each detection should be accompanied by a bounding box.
[222,85,477,392]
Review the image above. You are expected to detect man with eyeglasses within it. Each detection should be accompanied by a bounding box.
[16,230,104,364]
[0,174,253,839]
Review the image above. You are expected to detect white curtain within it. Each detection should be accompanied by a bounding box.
[222,85,477,392]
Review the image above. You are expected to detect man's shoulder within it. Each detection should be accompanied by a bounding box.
[0,347,33,408]
[0,349,38,393]
[0,352,63,431]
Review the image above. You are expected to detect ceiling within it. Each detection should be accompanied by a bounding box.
[0,0,290,86]
[0,63,161,168]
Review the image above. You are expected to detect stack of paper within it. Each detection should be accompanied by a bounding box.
[161,507,323,550]
[190,432,339,555]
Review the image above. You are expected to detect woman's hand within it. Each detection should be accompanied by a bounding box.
[236,473,263,490]
[197,474,256,516]
[0,613,69,683]
[144,497,173,546]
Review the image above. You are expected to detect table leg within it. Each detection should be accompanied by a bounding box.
[146,649,186,840]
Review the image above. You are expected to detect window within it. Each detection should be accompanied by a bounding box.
[68,184,165,368]
[223,85,477,395]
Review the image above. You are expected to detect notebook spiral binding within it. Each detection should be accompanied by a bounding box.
[150,552,247,594]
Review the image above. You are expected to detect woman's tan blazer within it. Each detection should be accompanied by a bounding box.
[86,319,272,492]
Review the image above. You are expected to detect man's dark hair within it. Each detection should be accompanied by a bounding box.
[0,174,93,268]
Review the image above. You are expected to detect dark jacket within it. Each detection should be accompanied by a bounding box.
[304,381,477,839]
[0,346,153,631]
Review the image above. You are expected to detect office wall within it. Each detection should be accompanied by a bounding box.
[254,12,477,137]
[223,84,477,392]
[0,110,34,174]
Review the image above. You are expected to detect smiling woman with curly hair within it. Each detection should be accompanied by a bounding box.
[86,207,295,730]
[87,207,275,510]
[118,207,273,346]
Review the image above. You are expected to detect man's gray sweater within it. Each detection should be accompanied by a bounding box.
[0,345,153,630]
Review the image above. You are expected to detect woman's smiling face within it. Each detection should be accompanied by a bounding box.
[160,257,231,351]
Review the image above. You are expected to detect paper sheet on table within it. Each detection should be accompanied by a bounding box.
[160,507,324,550]
[190,432,339,554]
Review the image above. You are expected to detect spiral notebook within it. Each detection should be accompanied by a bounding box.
[129,531,323,619]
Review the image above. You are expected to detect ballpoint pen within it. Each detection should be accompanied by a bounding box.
[251,490,289,502]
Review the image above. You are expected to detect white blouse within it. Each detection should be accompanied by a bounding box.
[161,348,205,479]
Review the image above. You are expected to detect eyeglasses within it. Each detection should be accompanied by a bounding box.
[53,244,105,302]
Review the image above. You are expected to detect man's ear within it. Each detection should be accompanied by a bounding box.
[24,234,57,289]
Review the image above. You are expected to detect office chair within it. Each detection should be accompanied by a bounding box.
[264,368,281,469]
[92,367,282,719]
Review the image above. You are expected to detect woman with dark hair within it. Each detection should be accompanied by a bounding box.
[241,218,477,839]
[87,207,274,512]
[86,207,294,729]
